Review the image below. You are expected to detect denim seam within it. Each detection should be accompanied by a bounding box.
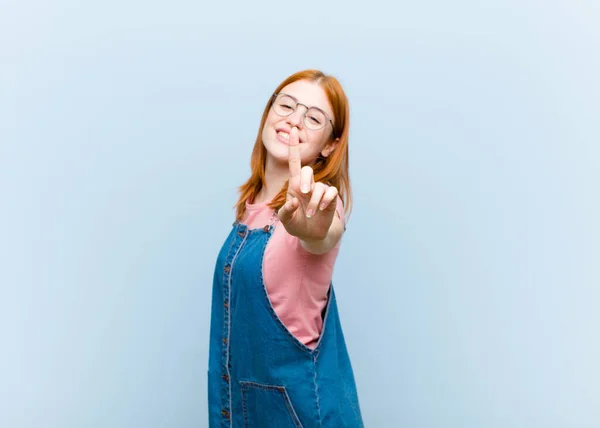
[225,228,249,428]
[240,386,249,428]
[312,284,334,351]
[221,228,238,285]
[313,351,323,427]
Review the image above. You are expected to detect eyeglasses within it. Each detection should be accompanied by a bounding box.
[271,93,337,139]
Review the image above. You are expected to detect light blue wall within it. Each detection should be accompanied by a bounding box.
[1,1,598,427]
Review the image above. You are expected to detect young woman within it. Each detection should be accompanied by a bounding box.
[208,69,363,427]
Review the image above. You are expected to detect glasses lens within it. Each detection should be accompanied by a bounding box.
[272,95,296,116]
[304,108,327,130]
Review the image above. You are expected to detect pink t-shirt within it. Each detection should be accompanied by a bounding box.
[241,197,345,349]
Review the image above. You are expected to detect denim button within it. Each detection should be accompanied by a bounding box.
[221,410,230,419]
[224,265,230,273]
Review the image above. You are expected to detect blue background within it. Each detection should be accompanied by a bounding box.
[1,0,598,426]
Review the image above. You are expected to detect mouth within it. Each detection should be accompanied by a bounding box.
[276,129,302,145]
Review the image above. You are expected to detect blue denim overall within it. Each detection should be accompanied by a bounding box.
[208,219,363,427]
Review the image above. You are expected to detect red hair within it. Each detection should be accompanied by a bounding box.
[235,69,352,222]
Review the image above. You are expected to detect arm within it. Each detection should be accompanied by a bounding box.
[300,213,344,255]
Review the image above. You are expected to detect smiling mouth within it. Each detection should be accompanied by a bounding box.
[277,131,290,142]
[276,130,302,144]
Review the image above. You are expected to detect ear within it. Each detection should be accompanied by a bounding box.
[321,137,340,158]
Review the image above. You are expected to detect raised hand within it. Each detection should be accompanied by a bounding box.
[277,127,339,241]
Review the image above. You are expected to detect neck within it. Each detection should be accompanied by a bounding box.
[254,156,289,204]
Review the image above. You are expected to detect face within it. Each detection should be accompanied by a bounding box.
[261,79,339,168]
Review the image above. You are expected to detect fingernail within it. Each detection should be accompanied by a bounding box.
[302,184,309,193]
[306,209,313,218]
[319,203,326,210]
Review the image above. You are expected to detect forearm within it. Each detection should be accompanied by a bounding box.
[299,216,344,255]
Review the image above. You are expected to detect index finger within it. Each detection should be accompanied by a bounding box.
[288,127,302,177]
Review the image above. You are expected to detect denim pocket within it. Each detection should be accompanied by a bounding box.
[240,381,303,428]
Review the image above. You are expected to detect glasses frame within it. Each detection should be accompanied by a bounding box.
[270,93,337,139]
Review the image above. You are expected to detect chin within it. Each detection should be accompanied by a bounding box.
[263,140,290,164]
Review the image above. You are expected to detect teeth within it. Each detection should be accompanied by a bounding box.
[277,131,290,141]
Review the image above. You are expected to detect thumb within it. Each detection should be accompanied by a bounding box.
[277,197,299,224]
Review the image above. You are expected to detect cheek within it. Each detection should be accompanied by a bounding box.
[262,115,276,136]
[306,131,329,150]
[301,133,329,160]
[266,110,282,126]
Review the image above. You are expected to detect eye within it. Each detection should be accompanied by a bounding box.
[308,115,322,125]
[279,103,294,111]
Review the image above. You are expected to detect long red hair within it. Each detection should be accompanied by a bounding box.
[235,69,352,222]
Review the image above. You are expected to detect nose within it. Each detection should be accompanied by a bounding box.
[286,105,307,129]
